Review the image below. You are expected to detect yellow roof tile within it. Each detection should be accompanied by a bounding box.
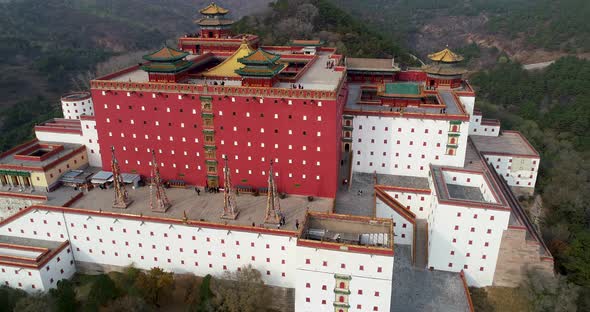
[203,42,254,78]
[200,3,229,15]
[428,48,464,63]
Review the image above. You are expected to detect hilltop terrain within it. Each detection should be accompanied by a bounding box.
[332,0,590,66]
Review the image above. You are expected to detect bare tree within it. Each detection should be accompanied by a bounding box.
[211,265,269,312]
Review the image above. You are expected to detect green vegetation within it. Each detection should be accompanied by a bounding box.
[233,0,413,62]
[1,266,274,312]
[471,56,590,310]
[332,0,590,53]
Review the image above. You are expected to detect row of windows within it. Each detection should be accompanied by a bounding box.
[447,263,486,271]
[303,259,383,273]
[104,103,323,120]
[357,126,445,135]
[360,151,439,161]
[451,237,491,247]
[453,225,494,234]
[77,247,287,277]
[456,212,495,220]
[450,250,488,259]
[305,283,381,297]
[357,138,443,146]
[356,162,430,171]
[102,93,323,107]
[303,298,380,311]
[472,127,496,133]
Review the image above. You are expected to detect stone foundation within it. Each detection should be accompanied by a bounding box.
[493,228,554,287]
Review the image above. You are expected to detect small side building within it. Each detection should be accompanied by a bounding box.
[295,212,394,312]
[0,140,88,192]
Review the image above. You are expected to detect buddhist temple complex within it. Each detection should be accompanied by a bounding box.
[0,3,553,312]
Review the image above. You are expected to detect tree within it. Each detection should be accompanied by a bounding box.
[523,270,579,312]
[0,285,28,311]
[135,267,174,307]
[564,232,590,287]
[211,265,269,312]
[14,294,52,312]
[103,296,153,312]
[49,279,77,312]
[86,274,119,310]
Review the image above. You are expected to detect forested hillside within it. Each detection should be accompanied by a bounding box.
[232,0,412,62]
[332,0,590,64]
[471,57,590,310]
[0,0,270,151]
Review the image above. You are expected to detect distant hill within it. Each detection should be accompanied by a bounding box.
[331,0,590,66]
[0,0,271,150]
[232,0,413,63]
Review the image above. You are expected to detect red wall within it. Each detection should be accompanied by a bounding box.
[91,87,345,198]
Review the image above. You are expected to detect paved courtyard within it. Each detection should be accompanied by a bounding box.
[391,245,471,312]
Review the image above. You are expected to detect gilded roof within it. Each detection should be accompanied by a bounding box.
[203,42,254,78]
[143,46,188,62]
[238,49,280,65]
[200,3,229,15]
[428,48,464,63]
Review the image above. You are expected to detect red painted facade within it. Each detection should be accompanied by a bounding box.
[91,86,346,198]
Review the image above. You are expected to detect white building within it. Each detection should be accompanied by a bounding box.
[61,92,94,120]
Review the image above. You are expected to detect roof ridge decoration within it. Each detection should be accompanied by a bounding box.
[199,2,229,15]
[143,46,189,62]
[428,48,464,63]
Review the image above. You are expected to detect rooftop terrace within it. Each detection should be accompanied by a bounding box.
[70,186,332,231]
[0,235,66,268]
[300,212,393,250]
[345,83,468,118]
[102,48,344,92]
[0,140,84,169]
[471,131,539,157]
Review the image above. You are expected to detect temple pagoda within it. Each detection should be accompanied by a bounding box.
[236,48,285,87]
[141,46,193,83]
[197,2,234,39]
[422,48,467,89]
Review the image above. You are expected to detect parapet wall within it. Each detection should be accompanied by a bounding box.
[493,227,554,287]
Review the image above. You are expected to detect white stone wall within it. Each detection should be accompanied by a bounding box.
[426,197,510,287]
[351,116,468,178]
[442,171,497,203]
[458,95,475,116]
[80,119,101,167]
[0,244,75,292]
[35,119,101,167]
[0,209,297,288]
[468,114,500,136]
[62,97,94,120]
[39,245,76,290]
[295,245,393,312]
[376,197,413,246]
[384,190,432,219]
[483,154,539,190]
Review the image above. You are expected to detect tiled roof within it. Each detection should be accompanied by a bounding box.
[238,48,281,65]
[203,42,254,78]
[199,2,229,15]
[143,46,188,62]
[428,48,464,63]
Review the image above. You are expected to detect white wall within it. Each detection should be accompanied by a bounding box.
[376,197,413,246]
[483,154,539,189]
[442,171,497,203]
[35,119,102,167]
[384,190,432,219]
[62,97,94,120]
[427,197,510,287]
[458,95,475,116]
[468,113,500,136]
[351,116,468,178]
[39,244,76,290]
[295,245,393,312]
[0,208,297,288]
